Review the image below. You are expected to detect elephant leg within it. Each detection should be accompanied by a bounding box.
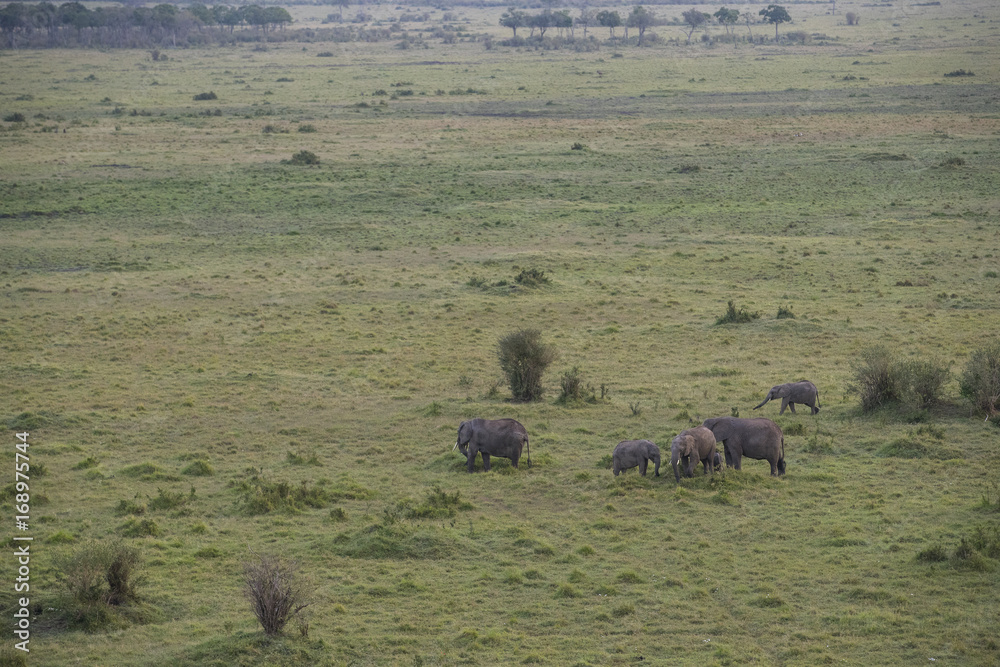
[702,458,711,476]
[724,446,733,468]
[467,450,476,473]
[639,459,648,476]
[511,452,520,469]
[779,398,788,415]
[811,403,819,415]
[769,458,778,476]
[481,453,491,472]
[788,402,797,414]
[732,452,742,470]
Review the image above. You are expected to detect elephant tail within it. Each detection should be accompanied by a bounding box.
[777,436,786,475]
[525,434,531,467]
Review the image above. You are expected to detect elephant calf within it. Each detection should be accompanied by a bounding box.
[670,426,718,482]
[454,418,530,473]
[612,439,660,477]
[753,380,820,415]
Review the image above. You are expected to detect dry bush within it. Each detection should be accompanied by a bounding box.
[242,549,312,636]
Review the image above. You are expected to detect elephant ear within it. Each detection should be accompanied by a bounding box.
[682,436,695,456]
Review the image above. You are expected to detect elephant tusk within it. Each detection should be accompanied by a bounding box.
[453,441,460,451]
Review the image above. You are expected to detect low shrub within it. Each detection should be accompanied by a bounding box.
[58,540,146,630]
[558,367,584,403]
[943,69,974,77]
[776,305,795,319]
[118,518,161,537]
[232,473,333,515]
[959,340,1000,418]
[514,268,550,287]
[4,112,26,123]
[715,300,760,325]
[849,346,899,412]
[193,91,218,100]
[182,459,214,476]
[284,150,320,166]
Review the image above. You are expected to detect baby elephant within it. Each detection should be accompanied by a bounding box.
[670,426,718,483]
[753,380,820,415]
[612,440,660,477]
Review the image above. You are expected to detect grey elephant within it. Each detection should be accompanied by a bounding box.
[612,440,660,477]
[753,380,820,415]
[454,418,530,473]
[670,426,718,482]
[701,416,785,476]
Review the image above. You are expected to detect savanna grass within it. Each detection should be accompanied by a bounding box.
[2,2,1000,664]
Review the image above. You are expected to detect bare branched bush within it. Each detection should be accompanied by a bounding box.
[960,341,1000,418]
[243,549,312,636]
[496,329,555,402]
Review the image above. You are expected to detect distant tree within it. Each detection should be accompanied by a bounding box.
[741,11,755,40]
[553,10,572,37]
[499,8,527,37]
[681,8,709,44]
[626,5,655,46]
[528,10,553,38]
[713,7,740,36]
[759,4,791,40]
[576,8,595,38]
[596,10,621,38]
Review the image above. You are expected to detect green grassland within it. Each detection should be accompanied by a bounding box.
[2,0,1000,664]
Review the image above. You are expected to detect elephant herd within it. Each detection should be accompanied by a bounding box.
[454,381,820,480]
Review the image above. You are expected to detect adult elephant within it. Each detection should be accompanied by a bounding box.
[453,418,530,473]
[753,380,820,415]
[701,417,785,476]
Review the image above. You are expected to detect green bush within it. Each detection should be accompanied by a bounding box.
[284,150,320,166]
[715,300,760,325]
[193,91,218,100]
[59,540,145,631]
[899,358,951,409]
[557,367,584,403]
[514,268,550,287]
[4,112,26,123]
[959,341,1000,418]
[232,473,333,515]
[182,459,214,476]
[496,329,555,402]
[776,305,795,319]
[850,346,900,412]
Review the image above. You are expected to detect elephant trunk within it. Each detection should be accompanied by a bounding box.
[752,396,770,410]
[670,451,681,482]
